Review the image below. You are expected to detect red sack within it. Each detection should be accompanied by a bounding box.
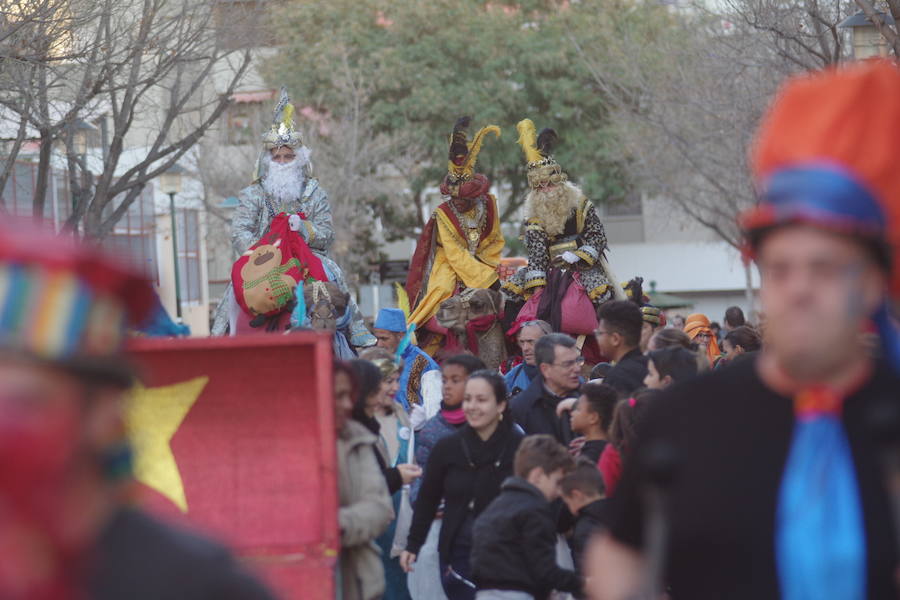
[232,213,327,318]
[560,272,599,335]
[506,287,544,337]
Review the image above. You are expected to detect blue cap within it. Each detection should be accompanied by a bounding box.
[374,308,407,332]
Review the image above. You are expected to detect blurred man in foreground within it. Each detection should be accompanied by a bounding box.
[0,223,273,599]
[589,60,900,599]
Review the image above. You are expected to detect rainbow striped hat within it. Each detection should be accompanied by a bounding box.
[0,220,155,377]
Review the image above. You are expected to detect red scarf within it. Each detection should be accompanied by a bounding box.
[443,312,503,356]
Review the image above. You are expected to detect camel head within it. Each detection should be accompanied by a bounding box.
[436,287,503,333]
[303,281,349,333]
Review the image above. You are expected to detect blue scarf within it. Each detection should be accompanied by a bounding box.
[776,386,866,600]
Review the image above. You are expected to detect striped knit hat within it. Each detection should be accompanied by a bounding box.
[0,220,155,381]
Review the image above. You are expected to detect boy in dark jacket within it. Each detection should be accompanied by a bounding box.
[560,458,609,574]
[471,434,581,599]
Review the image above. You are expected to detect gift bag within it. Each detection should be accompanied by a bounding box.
[231,213,327,318]
[560,272,599,335]
[506,287,544,337]
[390,426,415,558]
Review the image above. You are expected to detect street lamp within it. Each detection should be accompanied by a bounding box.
[839,10,896,59]
[160,164,187,320]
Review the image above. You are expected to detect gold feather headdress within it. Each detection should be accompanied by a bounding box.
[262,87,304,150]
[516,118,567,189]
[446,116,501,183]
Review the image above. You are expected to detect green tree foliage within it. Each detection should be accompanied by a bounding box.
[268,0,649,235]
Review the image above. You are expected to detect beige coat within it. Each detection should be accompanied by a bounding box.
[337,420,394,600]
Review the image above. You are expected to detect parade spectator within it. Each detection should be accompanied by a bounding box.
[646,327,692,352]
[349,359,421,495]
[511,333,582,444]
[589,361,612,382]
[334,362,395,600]
[723,305,746,332]
[504,320,553,397]
[561,458,609,576]
[639,305,666,353]
[589,61,900,600]
[683,313,722,368]
[471,435,581,599]
[373,307,439,411]
[709,321,722,345]
[408,354,486,600]
[644,347,699,390]
[721,325,762,365]
[598,389,661,496]
[357,350,421,600]
[567,382,617,463]
[0,224,274,599]
[413,354,487,502]
[402,371,524,600]
[669,314,686,329]
[595,301,649,396]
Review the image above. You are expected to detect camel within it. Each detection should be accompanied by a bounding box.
[289,280,356,358]
[435,287,507,370]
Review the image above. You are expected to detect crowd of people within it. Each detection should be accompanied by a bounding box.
[333,60,900,600]
[333,299,761,600]
[0,56,897,600]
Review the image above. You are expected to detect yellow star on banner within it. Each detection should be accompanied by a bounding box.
[125,376,208,513]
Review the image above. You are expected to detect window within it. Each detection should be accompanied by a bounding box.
[223,98,268,145]
[104,185,159,284]
[1,161,70,220]
[176,209,202,303]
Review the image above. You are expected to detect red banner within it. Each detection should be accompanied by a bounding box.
[125,333,337,599]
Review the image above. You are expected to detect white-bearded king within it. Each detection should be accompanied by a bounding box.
[502,119,619,307]
[211,89,375,348]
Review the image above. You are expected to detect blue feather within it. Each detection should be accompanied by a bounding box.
[290,281,308,328]
[395,323,415,363]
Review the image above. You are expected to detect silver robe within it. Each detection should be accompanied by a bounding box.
[211,178,376,348]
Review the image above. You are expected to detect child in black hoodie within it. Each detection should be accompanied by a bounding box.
[471,434,582,600]
[560,458,609,574]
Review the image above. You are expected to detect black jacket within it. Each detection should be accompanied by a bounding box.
[570,499,610,574]
[510,375,577,444]
[603,348,648,397]
[90,508,274,600]
[407,422,523,561]
[471,477,582,598]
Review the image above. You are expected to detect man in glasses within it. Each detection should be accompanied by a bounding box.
[595,300,649,397]
[511,333,583,445]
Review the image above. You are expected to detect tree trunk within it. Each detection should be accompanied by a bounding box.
[32,130,53,220]
[744,261,756,320]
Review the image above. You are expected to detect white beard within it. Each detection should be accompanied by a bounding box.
[525,181,583,239]
[262,157,305,205]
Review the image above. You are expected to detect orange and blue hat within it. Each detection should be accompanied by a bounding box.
[741,58,900,365]
[0,220,156,383]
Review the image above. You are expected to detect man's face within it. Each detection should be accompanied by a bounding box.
[594,319,618,358]
[373,329,403,353]
[757,225,885,381]
[450,196,475,213]
[518,325,545,366]
[270,146,296,164]
[540,344,582,393]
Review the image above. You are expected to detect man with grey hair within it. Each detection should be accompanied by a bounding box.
[504,319,553,397]
[211,89,374,348]
[511,332,583,444]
